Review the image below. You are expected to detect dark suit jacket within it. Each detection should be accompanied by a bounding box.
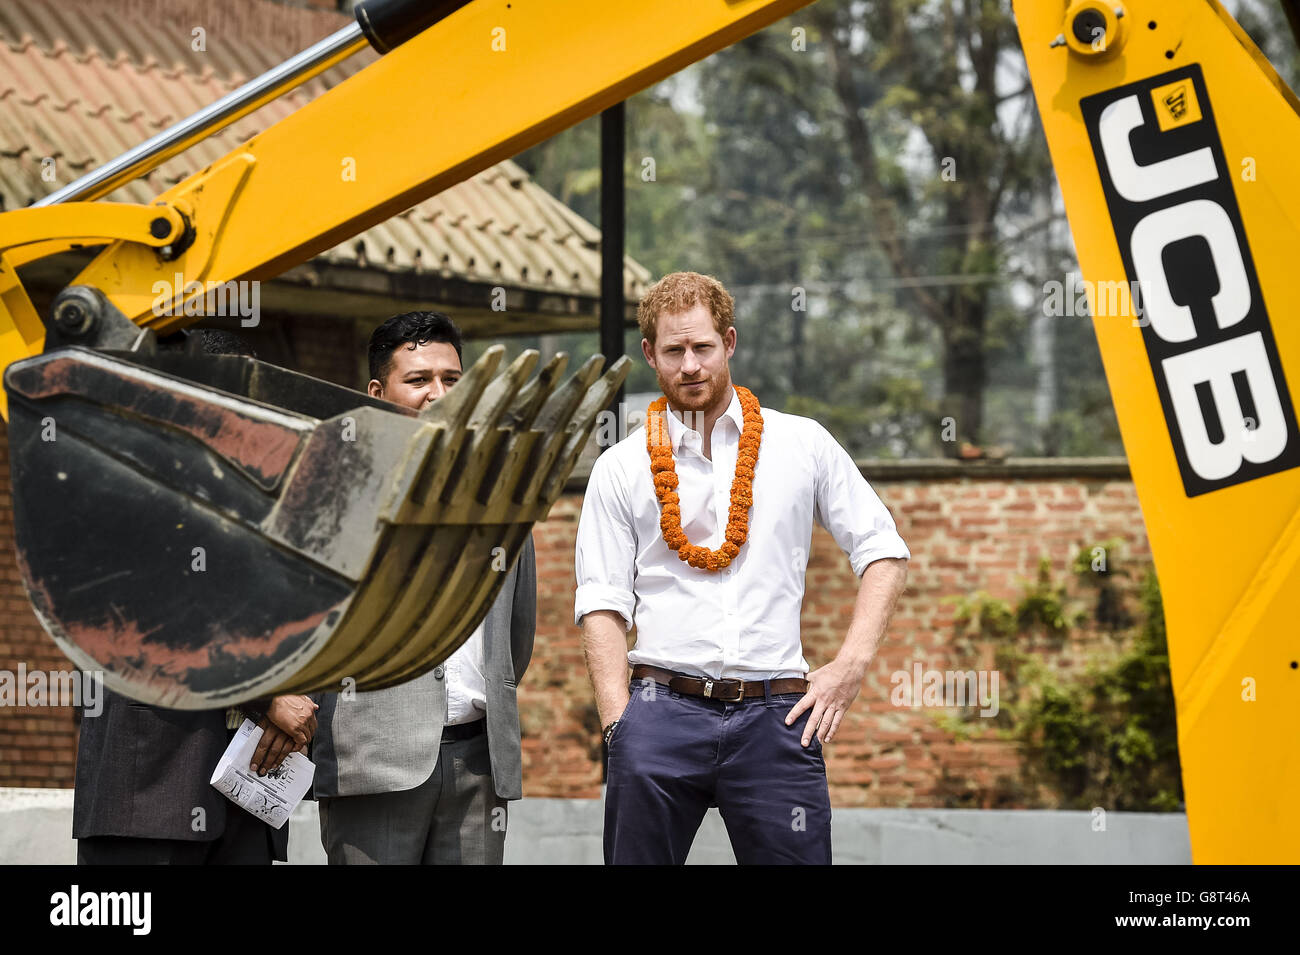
[73,688,289,861]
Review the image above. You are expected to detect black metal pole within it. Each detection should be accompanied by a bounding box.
[600,102,626,432]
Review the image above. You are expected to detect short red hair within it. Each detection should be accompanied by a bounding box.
[637,271,735,346]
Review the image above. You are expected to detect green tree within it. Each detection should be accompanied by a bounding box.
[799,1,1043,449]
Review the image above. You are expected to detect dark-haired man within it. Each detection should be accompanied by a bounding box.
[362,310,466,405]
[312,311,537,865]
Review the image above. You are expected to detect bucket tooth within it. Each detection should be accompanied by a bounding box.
[318,523,469,687]
[367,522,530,687]
[503,352,567,430]
[278,523,433,691]
[437,350,539,514]
[419,344,503,428]
[496,430,546,508]
[534,354,604,432]
[372,554,516,687]
[469,350,538,431]
[402,523,532,678]
[404,420,470,515]
[542,356,632,501]
[399,347,516,517]
[515,356,606,507]
[358,523,503,684]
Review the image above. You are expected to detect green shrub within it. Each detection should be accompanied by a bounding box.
[947,552,1183,811]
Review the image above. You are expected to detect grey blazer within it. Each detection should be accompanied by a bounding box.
[311,535,536,801]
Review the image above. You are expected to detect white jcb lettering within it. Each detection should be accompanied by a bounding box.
[1099,95,1216,202]
[1163,333,1287,480]
[1091,72,1296,491]
[1131,199,1250,344]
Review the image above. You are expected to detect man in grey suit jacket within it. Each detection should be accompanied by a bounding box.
[311,311,537,865]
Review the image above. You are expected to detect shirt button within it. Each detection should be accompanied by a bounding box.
[433,666,445,679]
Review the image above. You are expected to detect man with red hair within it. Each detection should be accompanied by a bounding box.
[576,271,910,865]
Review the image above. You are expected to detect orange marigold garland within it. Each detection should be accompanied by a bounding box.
[646,386,763,571]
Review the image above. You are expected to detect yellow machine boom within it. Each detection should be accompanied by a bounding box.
[1015,0,1300,862]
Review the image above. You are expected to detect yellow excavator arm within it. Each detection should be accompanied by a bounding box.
[0,0,1295,863]
[0,0,813,383]
[1015,0,1300,863]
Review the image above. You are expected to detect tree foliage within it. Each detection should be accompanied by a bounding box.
[514,0,1132,459]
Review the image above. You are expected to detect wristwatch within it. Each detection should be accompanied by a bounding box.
[602,720,620,745]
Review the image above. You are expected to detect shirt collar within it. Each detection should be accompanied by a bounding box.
[663,387,743,454]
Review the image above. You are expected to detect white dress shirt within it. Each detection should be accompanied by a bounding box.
[444,619,488,725]
[574,387,910,680]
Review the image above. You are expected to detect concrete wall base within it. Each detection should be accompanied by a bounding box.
[0,787,1190,864]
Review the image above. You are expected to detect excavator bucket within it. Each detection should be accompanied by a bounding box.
[3,329,628,709]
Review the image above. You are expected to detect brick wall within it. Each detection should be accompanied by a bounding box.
[0,421,79,787]
[519,464,1152,807]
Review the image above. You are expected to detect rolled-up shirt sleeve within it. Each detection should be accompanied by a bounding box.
[574,451,637,631]
[813,423,910,577]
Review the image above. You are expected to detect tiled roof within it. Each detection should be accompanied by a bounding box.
[0,0,650,301]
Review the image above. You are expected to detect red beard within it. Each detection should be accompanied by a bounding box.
[657,368,731,423]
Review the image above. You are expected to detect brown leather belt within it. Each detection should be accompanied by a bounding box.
[631,665,808,703]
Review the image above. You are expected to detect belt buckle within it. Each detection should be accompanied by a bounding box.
[704,677,744,702]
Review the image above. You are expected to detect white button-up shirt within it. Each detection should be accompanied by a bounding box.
[444,619,487,725]
[574,387,910,680]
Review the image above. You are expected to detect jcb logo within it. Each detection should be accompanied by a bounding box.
[1163,86,1186,120]
[1084,66,1300,496]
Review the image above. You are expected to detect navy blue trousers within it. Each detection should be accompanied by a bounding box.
[604,677,832,865]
